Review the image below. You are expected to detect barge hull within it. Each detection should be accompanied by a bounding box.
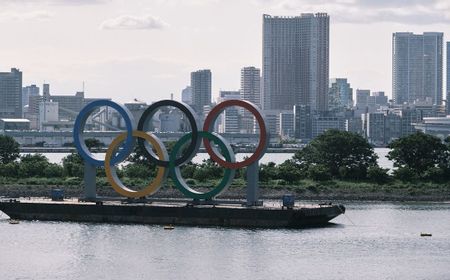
[0,201,344,228]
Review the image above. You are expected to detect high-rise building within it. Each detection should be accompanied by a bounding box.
[240,67,261,107]
[0,68,23,118]
[370,91,388,107]
[366,91,388,112]
[328,78,353,112]
[217,91,240,133]
[398,106,422,136]
[262,110,282,136]
[346,117,363,136]
[354,89,371,117]
[240,66,261,133]
[447,42,450,114]
[392,32,443,105]
[294,105,312,140]
[22,85,39,107]
[191,69,212,115]
[279,111,294,138]
[385,112,402,142]
[262,13,329,112]
[365,112,385,145]
[181,86,192,105]
[355,89,370,108]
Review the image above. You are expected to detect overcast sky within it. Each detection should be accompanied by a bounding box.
[1,0,450,103]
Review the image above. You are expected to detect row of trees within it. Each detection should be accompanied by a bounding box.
[0,152,78,178]
[259,130,450,184]
[0,135,237,182]
[1,131,449,184]
[0,136,107,178]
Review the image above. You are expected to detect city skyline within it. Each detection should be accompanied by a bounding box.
[2,0,450,103]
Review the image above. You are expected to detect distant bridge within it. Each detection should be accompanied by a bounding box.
[4,130,282,148]
[19,147,300,154]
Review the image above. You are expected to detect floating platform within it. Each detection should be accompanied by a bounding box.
[0,199,345,228]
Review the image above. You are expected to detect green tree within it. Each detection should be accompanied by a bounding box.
[293,130,378,179]
[122,163,155,178]
[422,166,446,183]
[367,166,390,184]
[277,159,304,183]
[62,153,84,177]
[192,159,223,182]
[259,162,278,182]
[19,154,50,177]
[307,164,332,181]
[180,162,198,179]
[44,163,64,178]
[0,162,20,178]
[0,135,20,164]
[387,132,447,175]
[393,167,418,182]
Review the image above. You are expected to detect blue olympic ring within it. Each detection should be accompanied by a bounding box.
[73,100,136,166]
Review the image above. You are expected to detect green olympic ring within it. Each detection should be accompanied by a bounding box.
[169,131,236,200]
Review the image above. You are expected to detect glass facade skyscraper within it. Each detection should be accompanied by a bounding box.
[0,68,23,118]
[240,66,261,108]
[262,13,329,112]
[240,66,261,133]
[190,69,212,115]
[447,41,450,114]
[392,32,443,105]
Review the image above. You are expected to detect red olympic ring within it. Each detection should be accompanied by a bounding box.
[203,99,268,169]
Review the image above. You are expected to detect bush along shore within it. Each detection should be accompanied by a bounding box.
[0,131,450,202]
[1,180,450,202]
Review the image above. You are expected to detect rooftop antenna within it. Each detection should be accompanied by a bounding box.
[171,93,174,100]
[82,81,85,92]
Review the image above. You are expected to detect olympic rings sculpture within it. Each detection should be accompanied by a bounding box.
[73,99,268,200]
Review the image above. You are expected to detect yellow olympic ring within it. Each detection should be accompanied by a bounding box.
[105,130,168,198]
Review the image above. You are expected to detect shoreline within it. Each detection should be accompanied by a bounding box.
[1,184,449,203]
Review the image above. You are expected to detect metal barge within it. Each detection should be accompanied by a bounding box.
[0,199,344,228]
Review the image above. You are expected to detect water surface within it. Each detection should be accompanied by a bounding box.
[0,202,449,279]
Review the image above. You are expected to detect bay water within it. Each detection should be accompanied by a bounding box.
[0,202,449,279]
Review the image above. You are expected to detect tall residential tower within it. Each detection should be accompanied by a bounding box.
[0,68,23,118]
[190,69,212,115]
[447,42,450,114]
[240,66,261,107]
[392,32,443,105]
[240,66,261,133]
[262,13,329,112]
